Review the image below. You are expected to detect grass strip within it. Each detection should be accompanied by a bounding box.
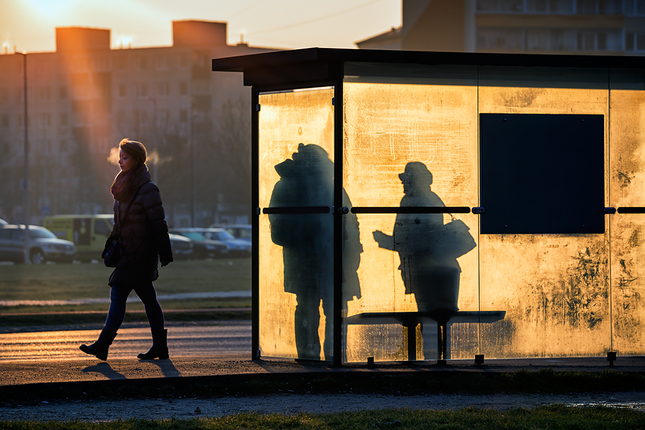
[0,258,251,302]
[0,404,642,429]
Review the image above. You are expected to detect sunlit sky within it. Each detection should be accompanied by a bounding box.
[1,0,402,53]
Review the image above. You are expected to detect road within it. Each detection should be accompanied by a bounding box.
[0,322,251,362]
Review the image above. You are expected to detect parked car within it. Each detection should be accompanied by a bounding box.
[0,224,76,264]
[199,228,251,257]
[169,228,228,259]
[168,233,193,260]
[0,218,7,227]
[210,224,251,242]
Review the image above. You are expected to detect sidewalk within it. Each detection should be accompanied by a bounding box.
[2,354,644,387]
[2,356,644,422]
[1,353,644,421]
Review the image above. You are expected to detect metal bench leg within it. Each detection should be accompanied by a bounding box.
[437,322,447,365]
[404,323,417,361]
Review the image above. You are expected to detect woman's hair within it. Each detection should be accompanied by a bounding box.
[119,138,147,165]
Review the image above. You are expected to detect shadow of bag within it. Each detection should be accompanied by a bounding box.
[431,219,476,259]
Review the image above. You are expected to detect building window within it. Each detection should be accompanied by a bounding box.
[158,109,169,124]
[94,55,111,71]
[115,110,127,125]
[526,29,549,50]
[477,27,525,50]
[179,55,189,69]
[118,84,127,98]
[59,86,68,99]
[71,58,87,72]
[479,0,626,13]
[2,114,9,128]
[180,81,188,95]
[626,32,645,51]
[137,83,148,98]
[135,110,149,125]
[37,87,51,101]
[526,0,574,13]
[180,109,188,123]
[155,56,168,70]
[60,113,68,126]
[577,0,623,14]
[577,29,622,51]
[37,113,51,128]
[626,0,645,15]
[578,32,595,50]
[115,56,127,71]
[477,0,523,12]
[137,55,148,70]
[157,82,170,97]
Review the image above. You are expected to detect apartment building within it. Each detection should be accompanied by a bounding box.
[357,0,645,55]
[0,20,273,227]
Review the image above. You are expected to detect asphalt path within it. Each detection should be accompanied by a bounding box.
[0,321,251,362]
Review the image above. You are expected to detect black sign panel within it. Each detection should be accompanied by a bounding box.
[480,114,604,234]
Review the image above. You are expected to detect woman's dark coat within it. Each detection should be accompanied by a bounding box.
[108,164,173,287]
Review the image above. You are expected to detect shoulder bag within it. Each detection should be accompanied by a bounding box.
[102,185,144,267]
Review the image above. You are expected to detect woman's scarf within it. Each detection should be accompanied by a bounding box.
[110,164,151,203]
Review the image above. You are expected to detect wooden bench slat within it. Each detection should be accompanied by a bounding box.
[344,310,506,363]
[346,310,506,325]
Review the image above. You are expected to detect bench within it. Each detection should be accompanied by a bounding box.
[345,310,506,363]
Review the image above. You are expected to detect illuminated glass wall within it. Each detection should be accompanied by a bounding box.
[476,67,610,359]
[609,69,645,356]
[342,65,479,361]
[254,62,645,363]
[258,88,335,360]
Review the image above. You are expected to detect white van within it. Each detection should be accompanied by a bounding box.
[44,215,114,262]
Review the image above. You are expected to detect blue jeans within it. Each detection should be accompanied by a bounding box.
[104,282,165,332]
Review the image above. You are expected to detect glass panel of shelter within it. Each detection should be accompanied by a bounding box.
[257,87,335,361]
[254,62,645,363]
[342,65,480,362]
[341,62,618,363]
[608,68,645,356]
[477,66,610,359]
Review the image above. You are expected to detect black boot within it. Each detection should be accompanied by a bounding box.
[138,328,169,360]
[79,328,117,361]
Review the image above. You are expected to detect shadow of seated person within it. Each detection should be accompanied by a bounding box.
[373,162,475,358]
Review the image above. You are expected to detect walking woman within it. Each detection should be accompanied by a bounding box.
[80,138,173,360]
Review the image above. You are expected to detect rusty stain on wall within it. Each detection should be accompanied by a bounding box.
[503,88,545,107]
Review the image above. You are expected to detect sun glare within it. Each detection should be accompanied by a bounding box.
[113,35,134,49]
[24,0,76,19]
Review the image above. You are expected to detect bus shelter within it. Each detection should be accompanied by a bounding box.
[213,48,645,366]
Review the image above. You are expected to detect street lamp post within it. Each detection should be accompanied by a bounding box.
[191,112,197,227]
[148,97,157,183]
[17,51,30,264]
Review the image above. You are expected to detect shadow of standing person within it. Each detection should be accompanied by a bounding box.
[373,162,471,358]
[269,143,362,361]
